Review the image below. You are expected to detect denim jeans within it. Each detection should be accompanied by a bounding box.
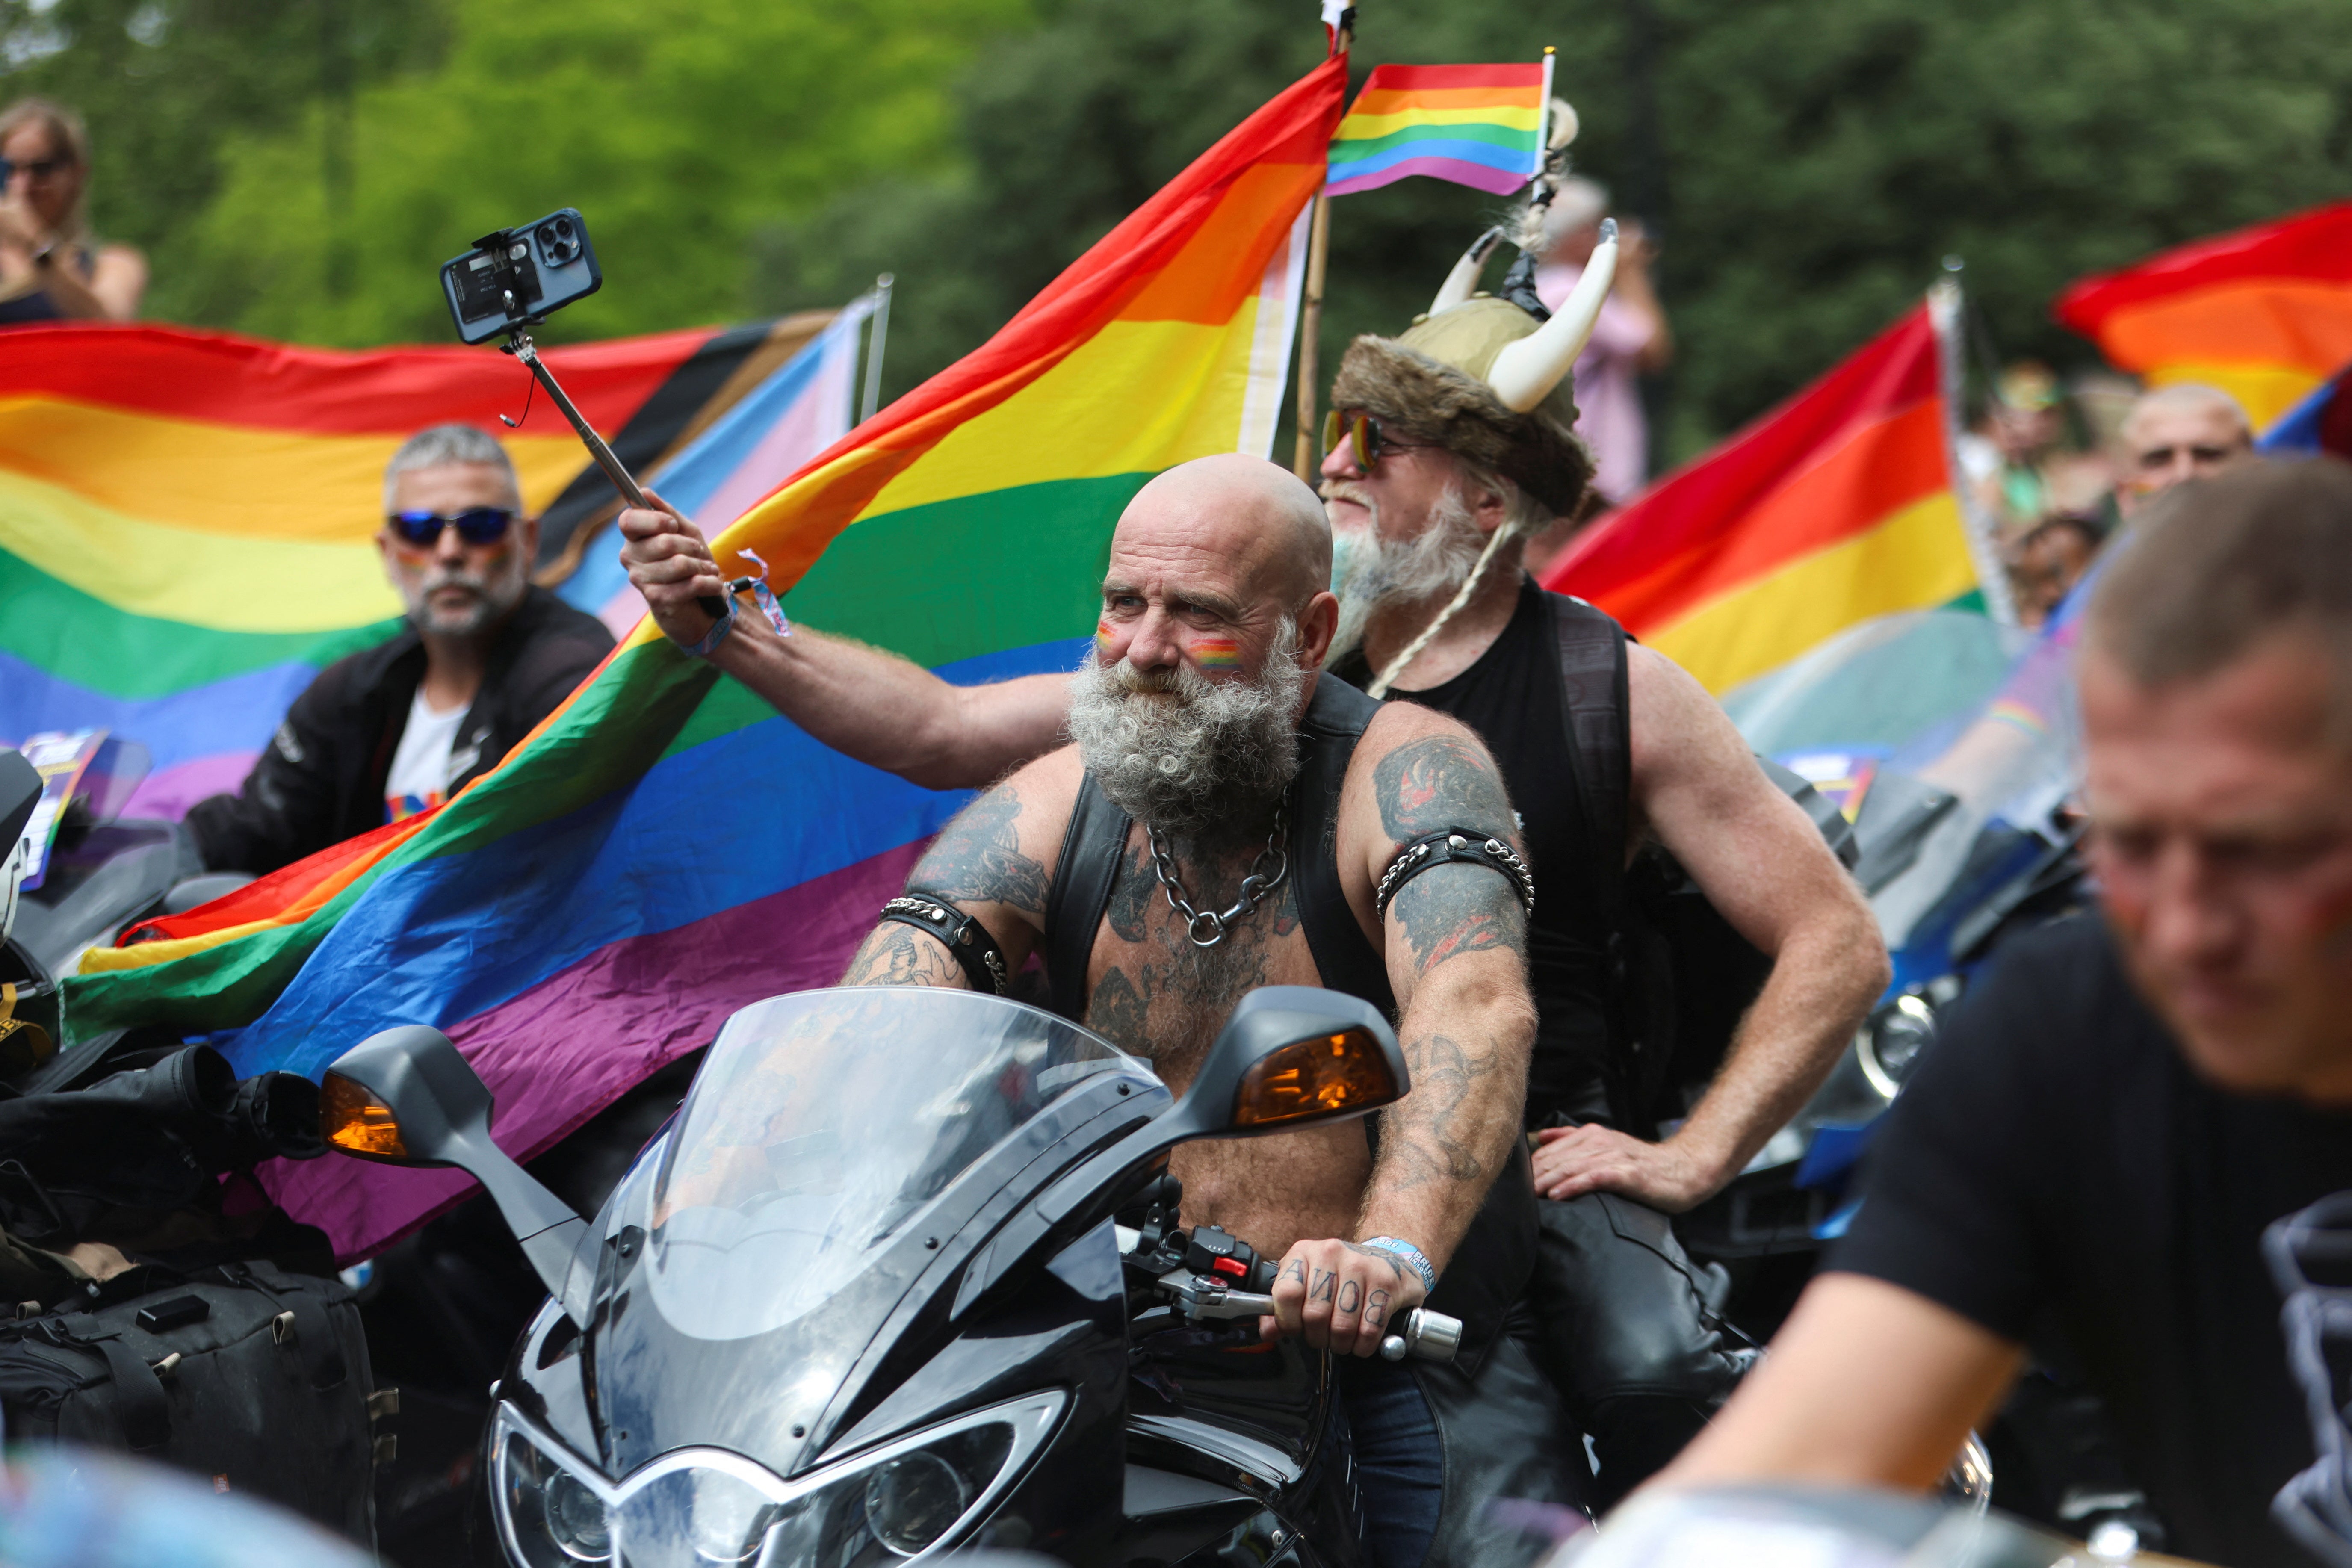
[1334,1355,1444,1568]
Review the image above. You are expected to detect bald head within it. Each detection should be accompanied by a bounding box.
[2119,383,2255,514]
[1116,453,1332,607]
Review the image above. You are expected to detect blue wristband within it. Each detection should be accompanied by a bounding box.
[1360,1236,1437,1295]
[675,591,737,659]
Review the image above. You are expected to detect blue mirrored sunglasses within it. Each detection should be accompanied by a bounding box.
[387,507,516,548]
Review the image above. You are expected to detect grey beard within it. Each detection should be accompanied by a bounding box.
[405,563,526,637]
[1327,482,1487,661]
[1067,635,1306,842]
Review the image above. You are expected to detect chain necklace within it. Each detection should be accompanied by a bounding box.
[1148,797,1289,948]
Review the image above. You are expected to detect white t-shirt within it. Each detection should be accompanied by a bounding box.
[384,688,468,822]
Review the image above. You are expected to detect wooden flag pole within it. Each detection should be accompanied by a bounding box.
[1293,6,1355,481]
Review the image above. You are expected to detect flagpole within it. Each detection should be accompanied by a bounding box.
[1292,7,1355,481]
[1929,262,2018,628]
[860,273,894,427]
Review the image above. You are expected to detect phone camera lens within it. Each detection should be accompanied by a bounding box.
[537,219,582,265]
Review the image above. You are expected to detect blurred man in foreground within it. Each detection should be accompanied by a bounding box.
[2118,382,2254,515]
[189,425,611,873]
[1662,458,2352,1568]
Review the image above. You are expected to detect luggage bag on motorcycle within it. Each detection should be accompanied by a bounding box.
[0,1258,378,1544]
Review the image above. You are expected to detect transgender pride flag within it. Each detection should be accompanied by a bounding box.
[560,293,881,637]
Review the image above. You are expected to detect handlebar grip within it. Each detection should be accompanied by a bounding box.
[1378,1308,1462,1364]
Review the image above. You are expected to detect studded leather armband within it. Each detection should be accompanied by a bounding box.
[878,892,1011,995]
[1373,830,1536,922]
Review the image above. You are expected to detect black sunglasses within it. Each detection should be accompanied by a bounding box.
[387,507,516,548]
[0,157,71,183]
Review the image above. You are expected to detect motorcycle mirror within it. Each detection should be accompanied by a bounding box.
[322,1025,592,1324]
[1162,987,1407,1142]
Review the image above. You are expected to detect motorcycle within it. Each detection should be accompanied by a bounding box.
[315,982,1465,1568]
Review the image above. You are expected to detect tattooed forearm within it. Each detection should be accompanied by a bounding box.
[1389,861,1528,971]
[1375,733,1518,846]
[1380,1031,1499,1190]
[840,925,964,988]
[911,786,1051,916]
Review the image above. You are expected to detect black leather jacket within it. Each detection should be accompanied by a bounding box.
[187,588,612,874]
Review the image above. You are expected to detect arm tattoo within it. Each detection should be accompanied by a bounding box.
[1389,861,1528,970]
[841,925,963,988]
[1383,1032,1497,1189]
[1336,1279,1362,1314]
[910,786,1051,917]
[1375,733,1517,846]
[1309,1268,1337,1304]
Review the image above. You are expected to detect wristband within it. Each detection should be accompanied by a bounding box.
[879,892,1011,995]
[1360,1236,1437,1295]
[675,591,737,658]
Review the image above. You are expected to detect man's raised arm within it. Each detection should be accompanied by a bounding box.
[620,502,1070,791]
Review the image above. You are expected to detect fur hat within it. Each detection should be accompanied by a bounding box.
[1330,296,1594,517]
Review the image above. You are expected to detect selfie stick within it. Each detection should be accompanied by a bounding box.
[499,318,730,622]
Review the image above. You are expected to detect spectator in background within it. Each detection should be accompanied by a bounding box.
[2118,382,2254,517]
[0,97,146,324]
[2006,511,2104,630]
[1534,177,1672,510]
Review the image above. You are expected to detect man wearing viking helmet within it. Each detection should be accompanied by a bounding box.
[617,216,1886,1511]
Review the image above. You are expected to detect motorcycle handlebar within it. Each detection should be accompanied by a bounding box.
[1378,1308,1463,1364]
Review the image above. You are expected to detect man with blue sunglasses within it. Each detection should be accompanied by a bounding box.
[188,425,612,873]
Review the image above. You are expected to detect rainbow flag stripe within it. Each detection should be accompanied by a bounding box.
[0,319,822,818]
[2057,201,2352,432]
[1542,305,1980,694]
[1325,62,1547,198]
[64,53,1347,1263]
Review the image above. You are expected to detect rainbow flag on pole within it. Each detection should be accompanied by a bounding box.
[0,319,824,818]
[64,52,1346,1263]
[1325,60,1549,198]
[1541,304,1981,695]
[2057,201,2352,432]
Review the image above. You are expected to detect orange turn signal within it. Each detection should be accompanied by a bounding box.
[1232,1028,1398,1129]
[321,1071,408,1158]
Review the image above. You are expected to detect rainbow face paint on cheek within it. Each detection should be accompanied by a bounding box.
[1193,638,1241,670]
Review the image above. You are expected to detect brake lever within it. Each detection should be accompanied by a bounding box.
[1155,1269,1461,1363]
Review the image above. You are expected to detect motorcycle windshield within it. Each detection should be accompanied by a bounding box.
[641,987,1138,1343]
[1726,608,2078,950]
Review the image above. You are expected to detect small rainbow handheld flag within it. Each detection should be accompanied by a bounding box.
[1325,60,1550,198]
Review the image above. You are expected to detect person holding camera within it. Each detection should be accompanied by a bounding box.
[0,97,145,325]
[187,426,613,874]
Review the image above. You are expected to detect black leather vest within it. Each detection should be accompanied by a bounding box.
[1040,672,1536,1371]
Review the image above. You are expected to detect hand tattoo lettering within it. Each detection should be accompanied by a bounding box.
[1309,1268,1336,1304]
[1336,1279,1362,1314]
[1365,1290,1391,1329]
[1281,1258,1309,1288]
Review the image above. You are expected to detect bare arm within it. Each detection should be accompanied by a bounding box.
[1270,712,1537,1357]
[1659,1273,2022,1493]
[1533,644,1888,1210]
[620,503,1070,790]
[1616,221,1673,374]
[838,762,1070,986]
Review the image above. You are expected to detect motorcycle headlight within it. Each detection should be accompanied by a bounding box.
[491,1390,1064,1568]
[1858,993,1938,1099]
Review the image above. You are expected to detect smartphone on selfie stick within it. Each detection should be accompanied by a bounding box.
[440,209,727,620]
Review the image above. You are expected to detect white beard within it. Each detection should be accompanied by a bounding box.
[1066,633,1306,842]
[1325,482,1487,661]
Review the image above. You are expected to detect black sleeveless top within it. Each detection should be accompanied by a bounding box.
[1333,576,1621,1122]
[0,245,95,327]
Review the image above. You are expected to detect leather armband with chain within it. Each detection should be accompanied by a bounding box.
[1373,829,1536,922]
[878,892,1011,996]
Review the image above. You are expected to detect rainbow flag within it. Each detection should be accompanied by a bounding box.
[0,318,826,818]
[64,53,1346,1263]
[2056,201,2352,432]
[1325,61,1548,198]
[1541,304,1980,695]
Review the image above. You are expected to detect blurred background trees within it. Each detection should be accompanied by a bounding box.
[9,0,2352,461]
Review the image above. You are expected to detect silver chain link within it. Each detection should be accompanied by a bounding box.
[1148,801,1289,948]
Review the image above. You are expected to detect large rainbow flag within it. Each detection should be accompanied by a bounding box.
[1324,61,1547,198]
[63,52,1346,1262]
[2056,201,2352,432]
[0,317,827,818]
[1542,304,1980,695]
